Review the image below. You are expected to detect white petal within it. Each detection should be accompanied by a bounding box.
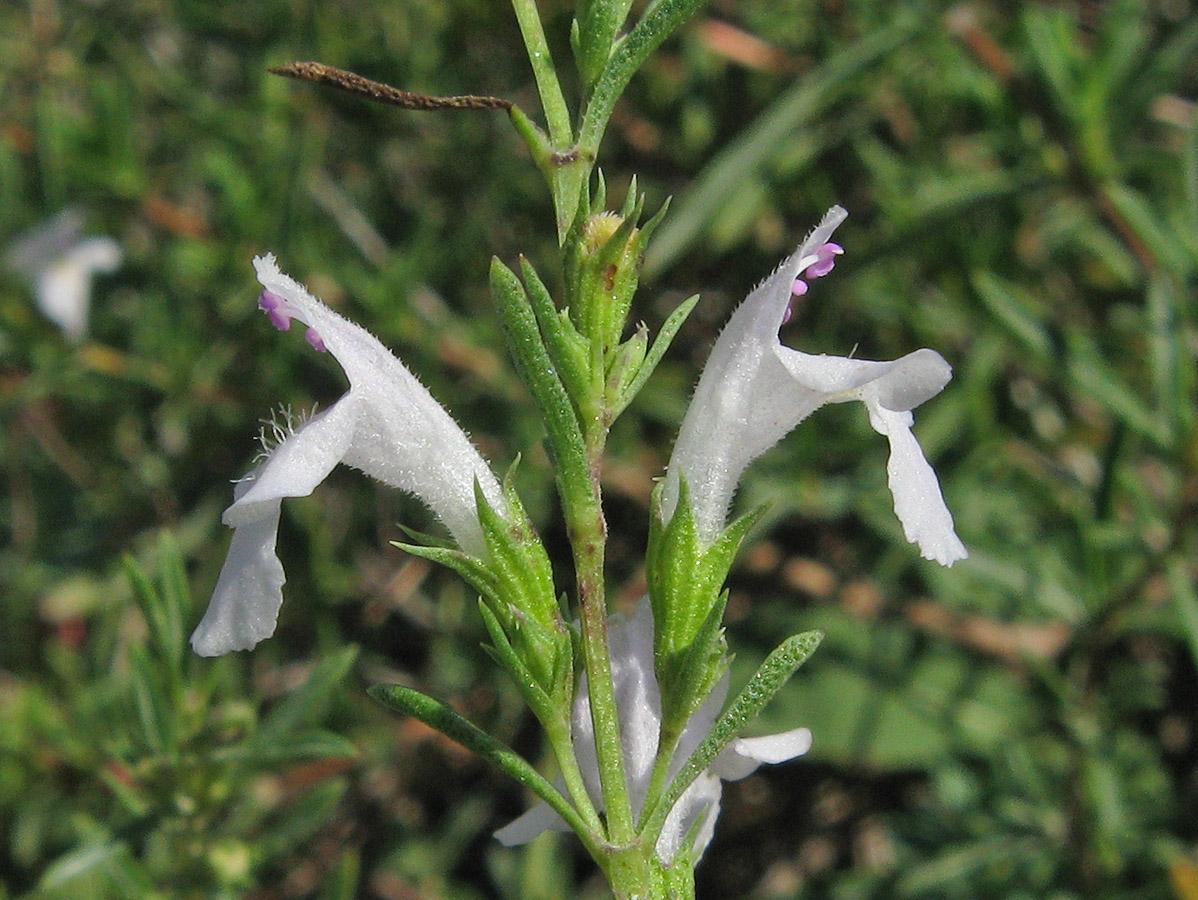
[715,726,814,781]
[69,236,123,274]
[35,258,92,341]
[656,772,721,864]
[252,254,502,554]
[191,483,286,656]
[663,207,849,542]
[192,400,360,656]
[494,799,570,846]
[609,600,663,814]
[867,348,952,412]
[865,400,968,565]
[226,398,360,524]
[775,347,950,409]
[662,207,966,564]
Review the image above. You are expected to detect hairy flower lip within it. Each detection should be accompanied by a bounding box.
[190,255,504,657]
[662,205,966,565]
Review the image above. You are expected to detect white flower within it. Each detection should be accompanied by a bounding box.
[190,255,504,656]
[6,208,122,341]
[662,206,967,565]
[495,600,812,863]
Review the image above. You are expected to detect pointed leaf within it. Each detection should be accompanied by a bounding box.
[641,629,823,839]
[368,682,598,850]
[580,0,708,153]
[611,293,698,418]
[490,258,590,486]
[129,643,175,757]
[395,540,500,599]
[520,256,592,404]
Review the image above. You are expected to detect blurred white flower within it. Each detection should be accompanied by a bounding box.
[6,208,122,341]
[495,599,812,863]
[662,206,967,566]
[191,255,504,656]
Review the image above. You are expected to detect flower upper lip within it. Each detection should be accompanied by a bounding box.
[190,254,504,656]
[661,205,967,565]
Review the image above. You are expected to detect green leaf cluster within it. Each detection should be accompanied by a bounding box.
[646,479,766,739]
[397,471,572,725]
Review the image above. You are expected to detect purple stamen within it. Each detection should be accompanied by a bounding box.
[305,328,327,353]
[790,278,810,298]
[806,242,844,279]
[259,290,292,331]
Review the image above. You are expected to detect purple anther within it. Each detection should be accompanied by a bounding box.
[305,328,327,353]
[259,290,292,331]
[790,278,810,298]
[806,242,844,279]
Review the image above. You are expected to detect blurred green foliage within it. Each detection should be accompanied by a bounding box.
[1,0,1196,899]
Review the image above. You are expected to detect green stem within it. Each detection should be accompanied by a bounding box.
[568,465,636,844]
[543,717,605,834]
[637,724,682,831]
[600,842,695,900]
[507,2,593,237]
[510,0,573,148]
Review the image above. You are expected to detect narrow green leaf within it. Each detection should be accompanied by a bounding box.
[156,532,188,667]
[213,731,359,765]
[395,540,500,599]
[490,257,590,487]
[575,0,636,89]
[640,630,823,839]
[368,683,599,852]
[972,271,1053,359]
[129,644,175,757]
[123,552,180,682]
[510,0,572,147]
[249,646,358,749]
[37,834,155,897]
[1065,333,1172,447]
[1022,6,1081,122]
[519,256,592,406]
[258,777,349,858]
[1147,275,1190,438]
[700,504,769,598]
[1103,181,1191,275]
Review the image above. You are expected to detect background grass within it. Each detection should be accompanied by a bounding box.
[1,0,1196,898]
